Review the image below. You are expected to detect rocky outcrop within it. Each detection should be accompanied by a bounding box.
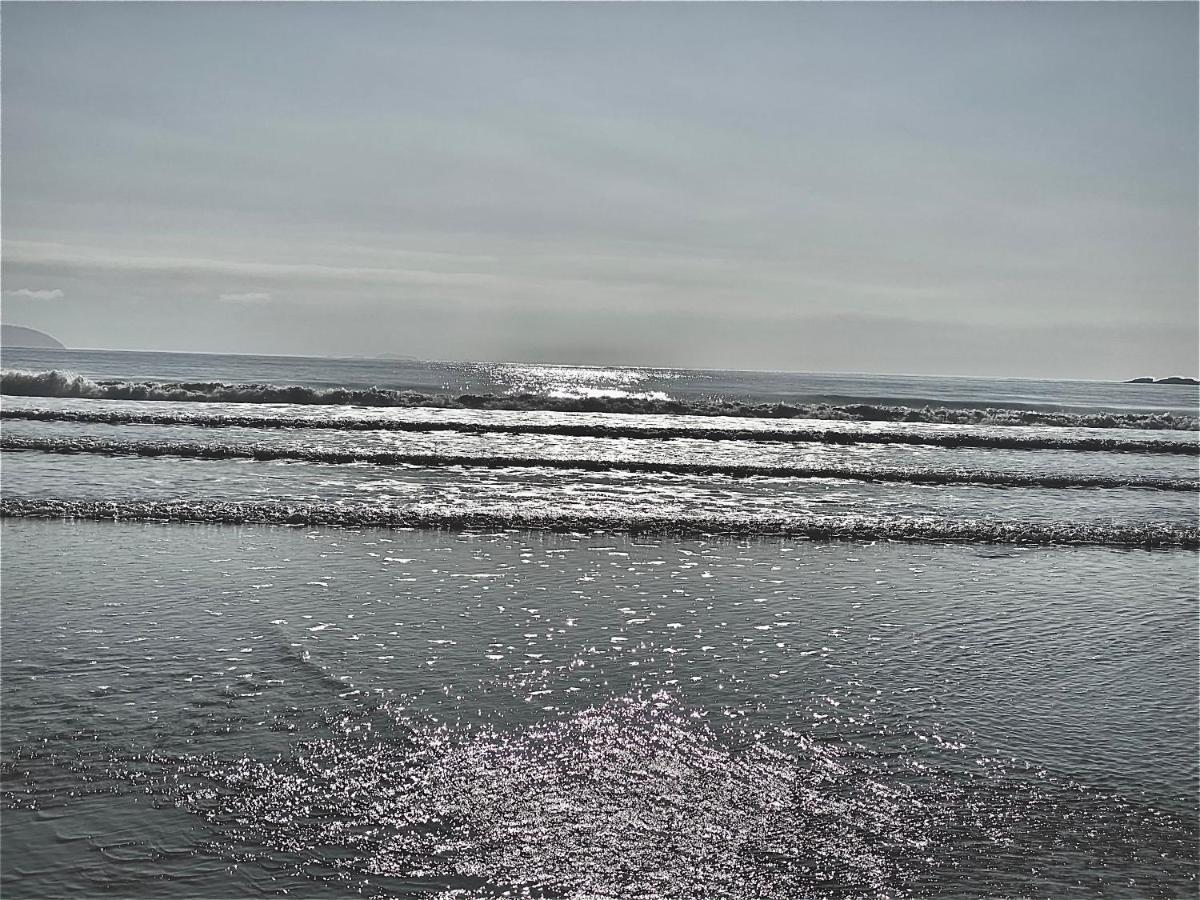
[1127,376,1199,385]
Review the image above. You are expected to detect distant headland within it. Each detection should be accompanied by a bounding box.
[1127,376,1200,386]
[1,324,65,350]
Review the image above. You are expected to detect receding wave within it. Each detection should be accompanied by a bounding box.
[5,435,1196,492]
[3,499,1196,548]
[4,407,1196,456]
[4,369,1196,431]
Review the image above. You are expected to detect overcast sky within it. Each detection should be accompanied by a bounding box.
[3,2,1196,378]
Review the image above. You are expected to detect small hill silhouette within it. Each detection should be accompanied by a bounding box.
[1,324,66,349]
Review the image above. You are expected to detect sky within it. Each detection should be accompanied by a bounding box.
[2,2,1196,378]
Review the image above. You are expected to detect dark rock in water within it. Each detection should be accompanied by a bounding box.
[1125,376,1199,385]
[1156,376,1200,386]
[1,324,65,349]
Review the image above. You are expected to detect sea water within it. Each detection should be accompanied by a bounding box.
[1,348,1197,898]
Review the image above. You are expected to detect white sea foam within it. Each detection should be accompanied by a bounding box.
[4,369,1197,432]
[3,498,1196,548]
[5,434,1196,491]
[4,406,1195,454]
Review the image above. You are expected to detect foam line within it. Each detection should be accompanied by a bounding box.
[2,499,1195,548]
[4,435,1197,491]
[4,369,1196,431]
[3,407,1195,455]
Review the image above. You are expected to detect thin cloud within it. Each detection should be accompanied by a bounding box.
[6,242,504,290]
[4,287,64,300]
[219,291,273,304]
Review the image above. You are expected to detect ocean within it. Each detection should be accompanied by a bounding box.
[1,347,1197,899]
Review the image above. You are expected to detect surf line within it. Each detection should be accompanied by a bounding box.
[3,435,1197,491]
[3,370,1197,432]
[2,499,1197,548]
[3,407,1197,455]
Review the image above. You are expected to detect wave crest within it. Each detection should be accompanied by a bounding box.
[4,407,1195,454]
[2,499,1196,548]
[4,369,1196,431]
[5,435,1196,492]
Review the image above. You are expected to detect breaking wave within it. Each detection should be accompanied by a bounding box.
[3,407,1196,455]
[5,435,1197,492]
[4,369,1197,431]
[3,499,1196,548]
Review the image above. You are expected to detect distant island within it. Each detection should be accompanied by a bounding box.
[1,324,65,350]
[1127,376,1199,385]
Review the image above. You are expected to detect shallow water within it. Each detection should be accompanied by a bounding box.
[2,520,1197,898]
[3,452,1198,529]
